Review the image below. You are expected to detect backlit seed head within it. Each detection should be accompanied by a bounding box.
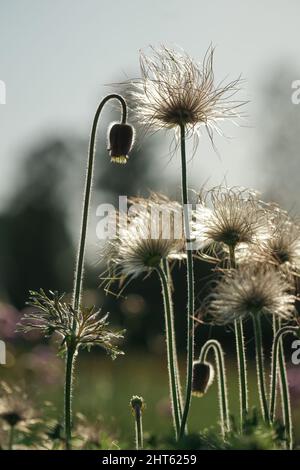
[250,207,300,275]
[108,122,134,164]
[193,186,269,254]
[102,193,185,283]
[128,45,246,146]
[192,361,215,397]
[201,264,295,325]
[18,290,124,359]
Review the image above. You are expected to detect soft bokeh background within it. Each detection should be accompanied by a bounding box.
[1,0,300,446]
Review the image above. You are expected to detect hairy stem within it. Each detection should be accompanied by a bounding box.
[157,263,182,438]
[134,408,143,450]
[199,339,230,438]
[270,322,297,449]
[178,124,195,439]
[229,246,248,430]
[234,319,248,429]
[72,94,127,316]
[269,317,278,423]
[252,314,270,423]
[67,95,127,447]
[64,343,76,450]
[163,258,183,418]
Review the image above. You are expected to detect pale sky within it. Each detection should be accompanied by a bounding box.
[0,0,300,208]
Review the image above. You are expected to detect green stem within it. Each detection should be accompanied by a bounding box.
[277,322,293,450]
[135,408,143,450]
[269,317,278,423]
[72,94,127,316]
[178,124,195,439]
[163,258,183,419]
[229,246,248,430]
[234,319,248,429]
[252,314,270,423]
[64,343,76,450]
[8,425,14,450]
[157,263,182,438]
[67,95,127,448]
[270,322,297,449]
[199,340,230,438]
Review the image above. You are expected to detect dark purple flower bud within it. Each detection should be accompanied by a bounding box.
[108,123,134,164]
[192,361,215,397]
[130,395,145,414]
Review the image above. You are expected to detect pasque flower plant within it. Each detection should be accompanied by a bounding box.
[193,185,269,430]
[19,94,134,450]
[127,46,247,438]
[102,193,185,437]
[16,43,300,451]
[199,261,296,447]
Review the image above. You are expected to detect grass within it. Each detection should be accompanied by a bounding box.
[2,349,300,448]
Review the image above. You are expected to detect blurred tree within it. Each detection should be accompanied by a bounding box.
[0,139,75,308]
[0,110,163,313]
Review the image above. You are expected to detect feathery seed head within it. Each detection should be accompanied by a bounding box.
[194,187,268,253]
[201,264,295,325]
[129,46,246,142]
[251,208,300,273]
[18,290,124,358]
[102,194,185,282]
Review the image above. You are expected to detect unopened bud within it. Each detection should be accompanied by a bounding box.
[108,122,134,164]
[192,361,215,397]
[130,395,145,414]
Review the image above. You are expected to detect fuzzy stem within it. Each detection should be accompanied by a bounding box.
[64,343,77,450]
[276,319,293,450]
[134,407,143,450]
[199,339,230,438]
[229,246,248,430]
[157,263,182,438]
[178,123,195,439]
[163,258,183,418]
[270,322,297,449]
[72,94,127,316]
[269,316,278,423]
[8,425,14,450]
[67,94,127,448]
[234,319,248,429]
[252,314,270,423]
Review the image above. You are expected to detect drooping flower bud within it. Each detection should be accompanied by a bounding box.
[192,361,215,397]
[108,122,134,164]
